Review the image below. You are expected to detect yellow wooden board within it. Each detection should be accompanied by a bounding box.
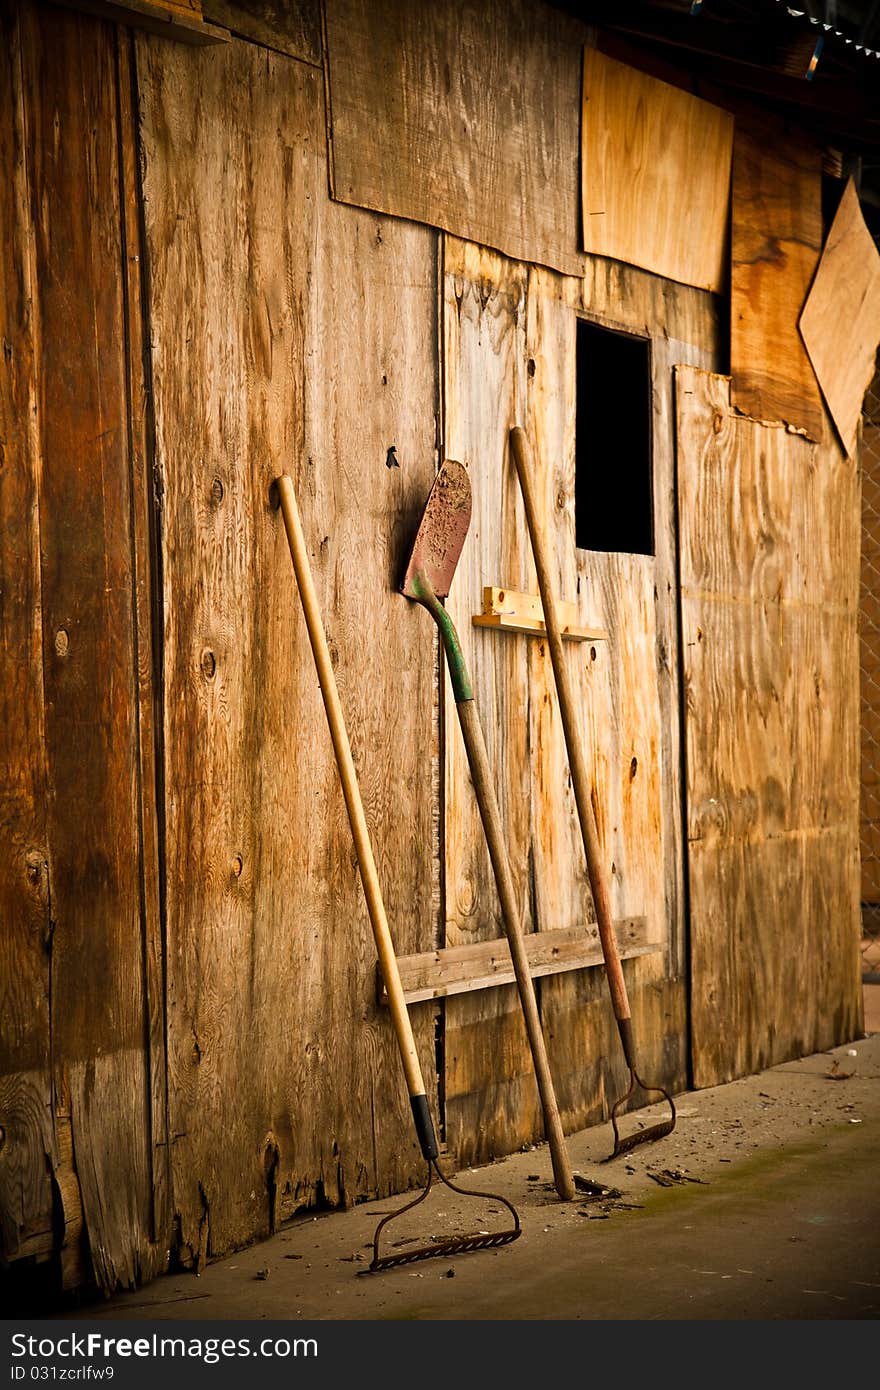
[581,48,733,293]
[800,178,880,458]
[730,120,825,440]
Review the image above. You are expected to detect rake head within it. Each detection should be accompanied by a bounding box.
[358,1159,521,1274]
[604,1070,677,1162]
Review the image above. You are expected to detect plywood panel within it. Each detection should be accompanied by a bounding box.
[581,48,733,293]
[800,178,880,458]
[0,0,54,1266]
[16,1,161,1291]
[730,120,825,440]
[677,367,862,1088]
[137,33,438,1261]
[325,0,586,277]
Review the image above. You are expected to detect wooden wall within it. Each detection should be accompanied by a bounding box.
[0,0,867,1302]
[135,30,440,1264]
[677,367,863,1086]
[442,241,719,1158]
[0,0,165,1292]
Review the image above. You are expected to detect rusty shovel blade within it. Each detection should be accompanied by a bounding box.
[400,459,471,600]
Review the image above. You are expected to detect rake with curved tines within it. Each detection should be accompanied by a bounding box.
[275,471,522,1273]
[508,427,676,1161]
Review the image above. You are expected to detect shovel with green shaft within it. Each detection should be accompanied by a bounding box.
[401,459,575,1203]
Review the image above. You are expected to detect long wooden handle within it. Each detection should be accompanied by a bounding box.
[276,474,437,1157]
[509,427,631,1028]
[454,699,575,1201]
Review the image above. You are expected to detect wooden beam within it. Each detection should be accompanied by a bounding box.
[52,0,230,45]
[379,917,656,1004]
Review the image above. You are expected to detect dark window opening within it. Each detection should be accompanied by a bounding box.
[575,318,654,556]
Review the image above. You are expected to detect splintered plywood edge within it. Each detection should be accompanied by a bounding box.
[581,48,733,293]
[325,0,585,276]
[730,121,824,441]
[382,918,654,1003]
[800,178,880,458]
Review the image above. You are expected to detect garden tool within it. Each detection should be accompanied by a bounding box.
[400,459,575,1202]
[508,426,676,1160]
[275,471,521,1271]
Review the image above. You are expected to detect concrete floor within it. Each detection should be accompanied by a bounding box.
[57,990,880,1323]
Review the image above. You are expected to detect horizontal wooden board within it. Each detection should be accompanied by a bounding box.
[325,0,586,275]
[581,48,733,293]
[201,0,320,62]
[381,917,655,1003]
[800,178,880,458]
[730,119,824,440]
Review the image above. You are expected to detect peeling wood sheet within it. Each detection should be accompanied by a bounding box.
[581,48,733,293]
[730,120,825,441]
[324,0,586,276]
[800,178,880,458]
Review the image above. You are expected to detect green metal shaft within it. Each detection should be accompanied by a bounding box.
[409,573,473,703]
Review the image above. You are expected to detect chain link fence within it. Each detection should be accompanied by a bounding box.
[861,355,880,981]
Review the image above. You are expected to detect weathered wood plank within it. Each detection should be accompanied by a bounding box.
[677,366,862,1087]
[381,917,654,1004]
[137,32,438,1259]
[202,0,320,62]
[581,48,733,293]
[0,0,55,1267]
[53,0,229,45]
[117,26,170,1250]
[442,237,541,1166]
[19,1,158,1291]
[860,413,880,903]
[325,0,587,276]
[730,118,825,440]
[520,266,681,1131]
[441,243,704,1150]
[800,178,880,458]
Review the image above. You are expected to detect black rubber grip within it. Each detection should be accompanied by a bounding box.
[410,1094,439,1161]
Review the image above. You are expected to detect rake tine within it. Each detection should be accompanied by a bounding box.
[359,1159,522,1274]
[604,1072,677,1161]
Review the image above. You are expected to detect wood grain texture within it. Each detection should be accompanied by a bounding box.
[581,48,733,293]
[730,119,825,440]
[860,411,880,902]
[137,32,438,1261]
[325,0,586,277]
[17,2,160,1292]
[0,0,55,1265]
[441,242,713,1149]
[201,0,320,62]
[442,238,539,1164]
[117,27,170,1249]
[800,178,880,458]
[676,366,862,1087]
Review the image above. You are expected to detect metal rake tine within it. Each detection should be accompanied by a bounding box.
[358,1159,521,1275]
[603,1074,677,1162]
